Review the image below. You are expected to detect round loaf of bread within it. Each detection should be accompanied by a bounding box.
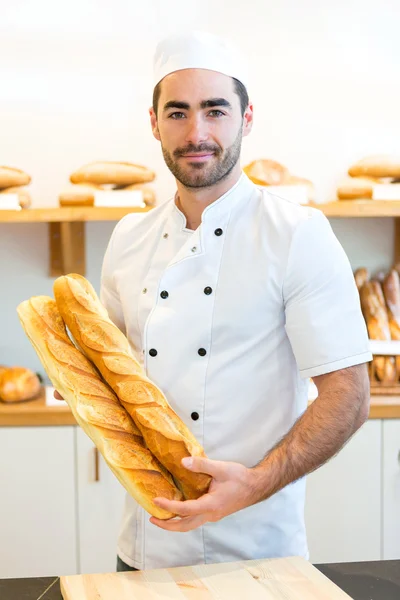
[243,159,290,186]
[0,367,41,402]
[348,156,400,178]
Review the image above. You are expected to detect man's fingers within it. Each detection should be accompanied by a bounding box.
[149,514,207,532]
[153,494,214,517]
[53,390,64,401]
[182,456,231,479]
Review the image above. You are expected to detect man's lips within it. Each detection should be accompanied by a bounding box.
[180,153,214,161]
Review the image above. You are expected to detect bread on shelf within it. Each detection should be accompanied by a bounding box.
[337,176,381,200]
[0,166,31,190]
[70,162,155,186]
[0,367,41,402]
[348,155,400,179]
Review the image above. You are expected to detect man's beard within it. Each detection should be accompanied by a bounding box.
[161,127,243,189]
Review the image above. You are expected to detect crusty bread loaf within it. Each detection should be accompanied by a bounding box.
[348,155,400,179]
[0,186,31,209]
[360,281,390,381]
[383,270,400,341]
[0,367,41,402]
[59,183,103,207]
[70,162,155,186]
[383,356,397,383]
[17,296,183,518]
[53,274,211,500]
[0,167,31,190]
[337,176,380,200]
[243,159,290,186]
[354,268,369,291]
[360,282,390,340]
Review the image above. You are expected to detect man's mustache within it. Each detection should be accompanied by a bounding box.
[173,144,222,158]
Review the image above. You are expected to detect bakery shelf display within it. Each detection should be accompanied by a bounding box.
[0,206,152,277]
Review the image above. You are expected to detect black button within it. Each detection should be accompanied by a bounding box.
[191,412,199,421]
[160,290,169,299]
[214,228,223,236]
[149,348,158,357]
[204,286,212,295]
[198,348,207,356]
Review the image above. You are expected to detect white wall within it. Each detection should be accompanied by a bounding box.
[1,0,399,373]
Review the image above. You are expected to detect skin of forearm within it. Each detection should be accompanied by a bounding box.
[248,364,370,505]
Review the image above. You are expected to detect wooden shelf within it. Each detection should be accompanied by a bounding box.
[2,201,400,223]
[0,206,152,223]
[2,201,400,276]
[0,206,152,276]
[309,200,400,218]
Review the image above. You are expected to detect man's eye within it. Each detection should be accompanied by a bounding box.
[208,110,224,117]
[169,112,186,119]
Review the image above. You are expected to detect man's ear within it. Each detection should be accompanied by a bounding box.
[242,102,254,138]
[149,107,161,141]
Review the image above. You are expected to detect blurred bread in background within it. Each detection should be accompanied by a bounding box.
[70,161,155,186]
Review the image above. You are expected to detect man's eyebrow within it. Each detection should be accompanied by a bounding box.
[163,98,232,112]
[200,98,232,109]
[163,100,190,112]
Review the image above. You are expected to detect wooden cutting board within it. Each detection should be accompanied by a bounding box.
[60,556,352,599]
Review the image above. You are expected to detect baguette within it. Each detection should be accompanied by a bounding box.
[348,155,400,178]
[53,274,211,500]
[354,267,369,291]
[383,269,400,340]
[0,166,31,189]
[17,296,182,518]
[70,162,155,186]
[360,281,390,381]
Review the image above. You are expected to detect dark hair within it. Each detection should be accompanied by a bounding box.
[152,76,249,117]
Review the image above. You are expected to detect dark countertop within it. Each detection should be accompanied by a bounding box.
[0,560,399,599]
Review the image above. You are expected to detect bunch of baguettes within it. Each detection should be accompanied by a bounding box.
[58,161,157,208]
[0,166,32,208]
[17,274,211,519]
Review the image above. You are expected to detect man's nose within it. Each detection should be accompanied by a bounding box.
[184,115,209,146]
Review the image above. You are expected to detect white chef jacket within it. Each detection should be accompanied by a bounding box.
[100,173,372,570]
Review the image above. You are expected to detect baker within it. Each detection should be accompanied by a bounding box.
[57,30,372,572]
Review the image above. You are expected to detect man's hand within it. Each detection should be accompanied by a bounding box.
[149,456,261,533]
[53,390,64,400]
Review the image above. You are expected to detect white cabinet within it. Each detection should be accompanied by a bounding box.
[0,426,77,578]
[305,420,381,564]
[383,419,400,559]
[76,428,126,574]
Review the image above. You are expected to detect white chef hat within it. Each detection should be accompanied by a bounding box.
[153,30,249,91]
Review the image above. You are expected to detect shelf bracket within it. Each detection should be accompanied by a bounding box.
[394,218,400,267]
[49,221,86,277]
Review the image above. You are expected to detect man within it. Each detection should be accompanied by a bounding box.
[59,30,372,571]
